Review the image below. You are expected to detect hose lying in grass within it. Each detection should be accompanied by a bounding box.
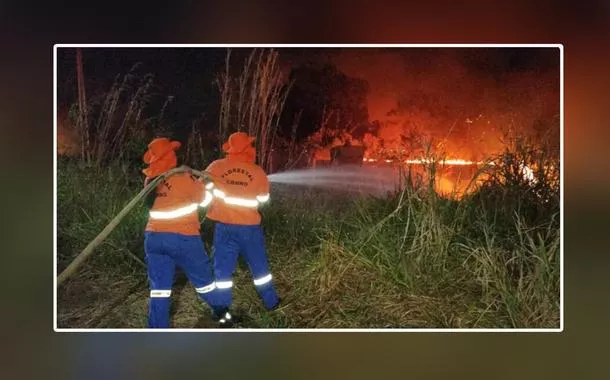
[57,165,213,288]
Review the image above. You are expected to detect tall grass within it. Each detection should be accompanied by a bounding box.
[56,158,149,274]
[56,140,560,328]
[215,48,293,171]
[68,64,173,166]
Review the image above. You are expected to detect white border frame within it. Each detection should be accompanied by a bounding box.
[53,43,564,333]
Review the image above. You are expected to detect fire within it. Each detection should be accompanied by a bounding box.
[305,118,543,198]
[366,157,491,166]
[361,155,541,198]
[383,158,484,166]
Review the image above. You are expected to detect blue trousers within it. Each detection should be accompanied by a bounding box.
[213,223,279,310]
[144,231,220,328]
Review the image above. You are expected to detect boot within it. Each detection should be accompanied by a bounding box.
[212,307,234,328]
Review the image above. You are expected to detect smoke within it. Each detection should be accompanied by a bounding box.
[330,48,558,119]
[330,49,410,122]
[307,48,560,159]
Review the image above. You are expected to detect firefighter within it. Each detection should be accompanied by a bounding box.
[142,137,228,328]
[204,132,280,322]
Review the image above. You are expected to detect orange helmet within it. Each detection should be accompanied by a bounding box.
[222,132,255,154]
[142,137,181,178]
[143,137,181,164]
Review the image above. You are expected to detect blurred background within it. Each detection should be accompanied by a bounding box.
[0,0,609,378]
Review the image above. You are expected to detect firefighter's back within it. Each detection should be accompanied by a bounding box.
[205,158,270,225]
[146,172,204,236]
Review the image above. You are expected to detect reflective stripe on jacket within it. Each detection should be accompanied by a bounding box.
[204,158,270,225]
[145,172,205,235]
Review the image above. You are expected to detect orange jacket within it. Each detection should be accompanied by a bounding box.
[204,158,270,225]
[145,172,206,236]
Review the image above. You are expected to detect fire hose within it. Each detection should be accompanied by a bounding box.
[56,165,214,288]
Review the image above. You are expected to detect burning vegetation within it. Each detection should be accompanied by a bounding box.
[300,111,557,198]
[284,49,560,198]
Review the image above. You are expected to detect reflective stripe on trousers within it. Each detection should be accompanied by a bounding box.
[195,282,216,294]
[253,273,272,286]
[215,280,234,289]
[150,289,172,297]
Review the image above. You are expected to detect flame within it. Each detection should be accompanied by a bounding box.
[306,119,541,198]
[404,158,483,166]
[365,157,489,166]
[361,155,539,198]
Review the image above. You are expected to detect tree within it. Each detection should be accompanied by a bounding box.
[281,63,370,141]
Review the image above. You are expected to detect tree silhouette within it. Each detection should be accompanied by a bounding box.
[281,63,370,141]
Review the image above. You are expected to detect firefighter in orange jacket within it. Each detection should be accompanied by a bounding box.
[142,137,228,328]
[204,132,280,319]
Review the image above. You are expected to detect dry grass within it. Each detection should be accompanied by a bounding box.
[62,63,171,166]
[215,48,293,172]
